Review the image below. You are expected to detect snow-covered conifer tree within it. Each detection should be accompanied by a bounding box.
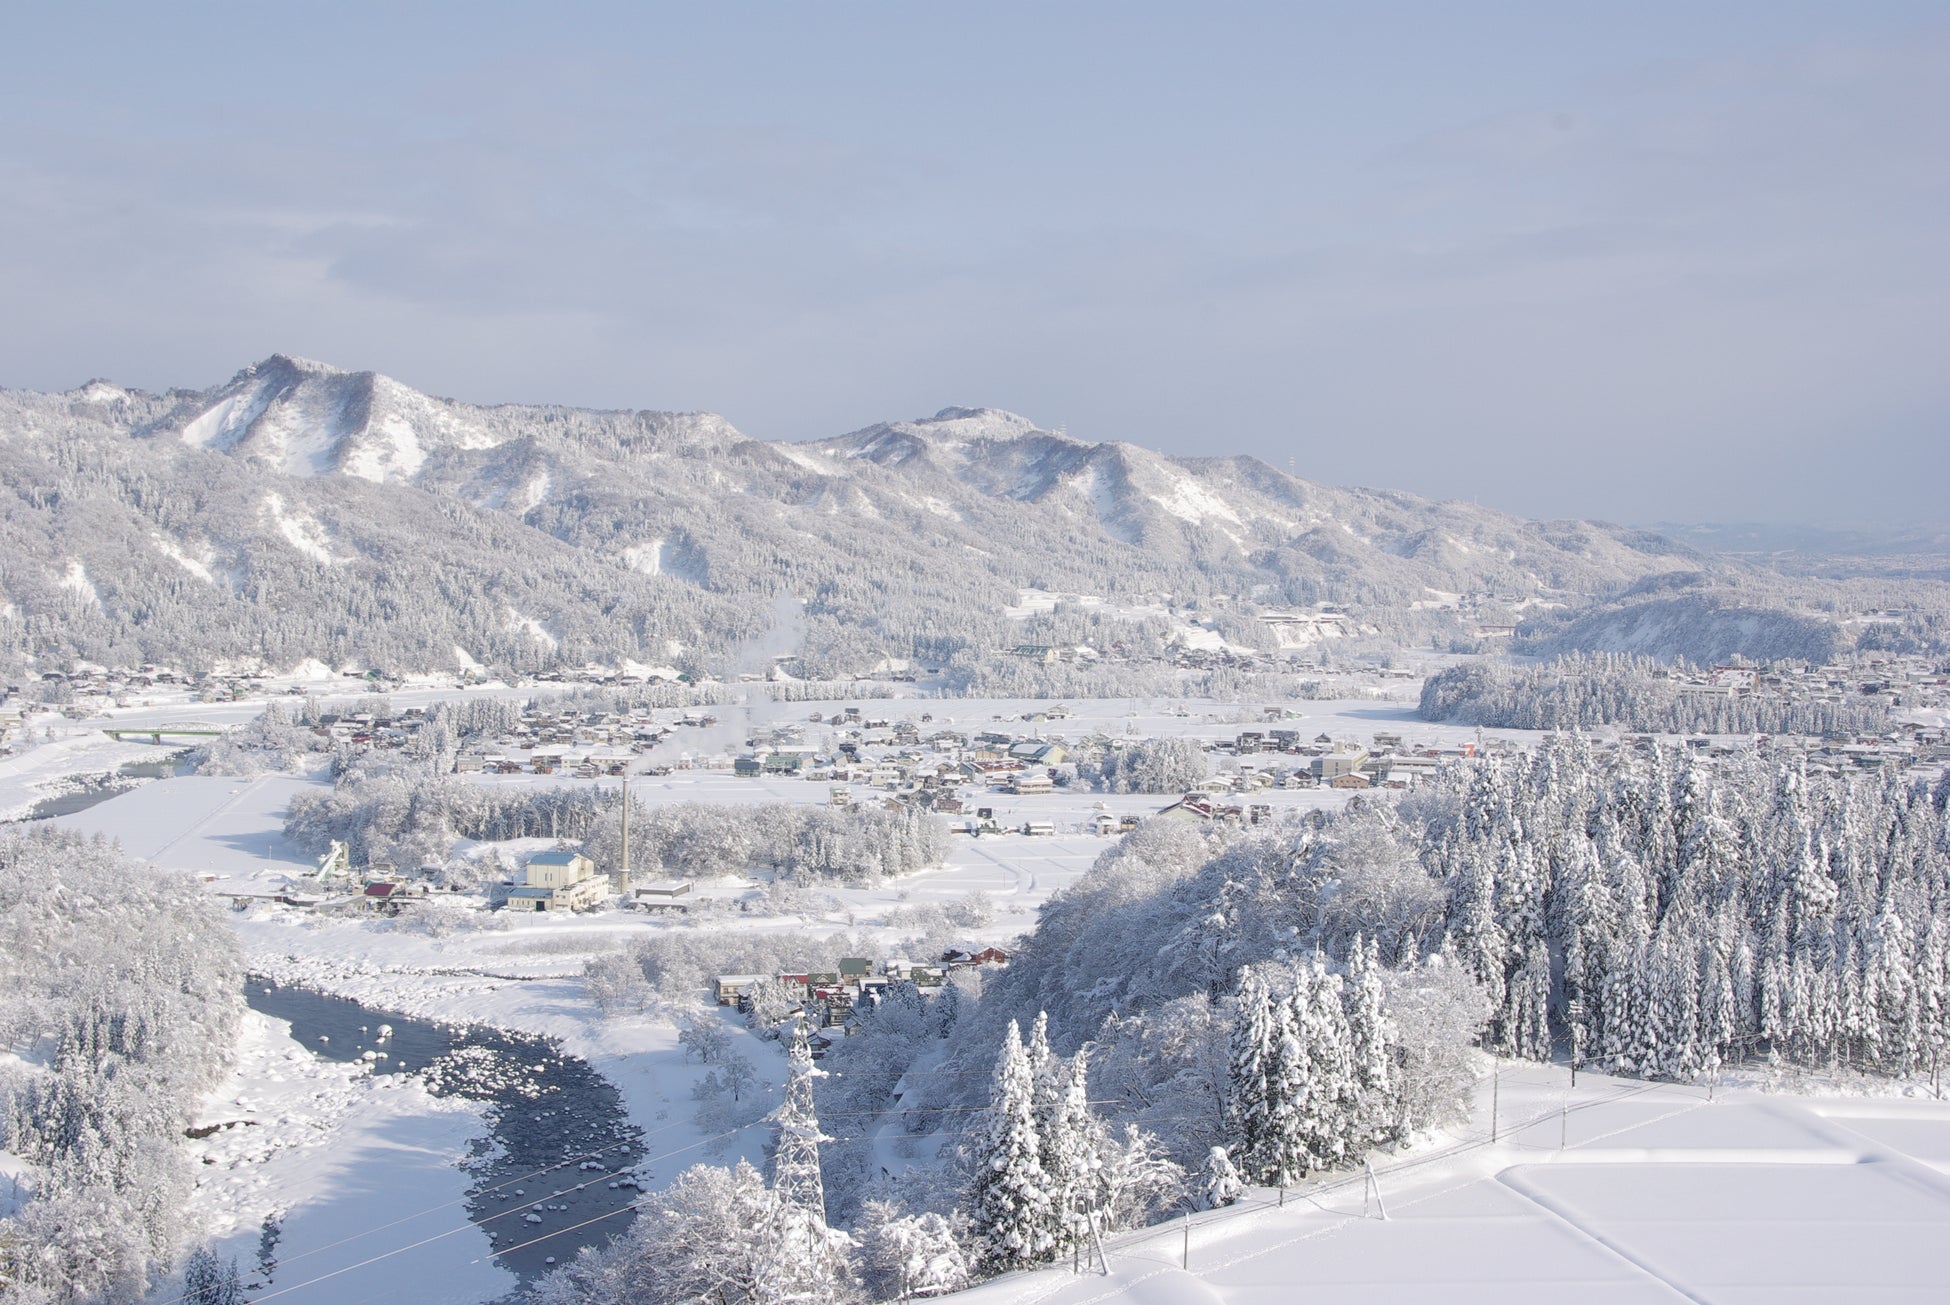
[1200,1145,1244,1208]
[1043,1052,1107,1254]
[1296,967,1357,1170]
[1343,937,1394,1143]
[968,1020,1058,1271]
[1224,970,1279,1183]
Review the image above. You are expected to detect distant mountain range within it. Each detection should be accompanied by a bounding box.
[1648,521,1950,582]
[1654,521,1950,557]
[0,355,1780,677]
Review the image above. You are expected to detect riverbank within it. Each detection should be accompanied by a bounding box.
[230,907,791,1207]
[185,1008,516,1305]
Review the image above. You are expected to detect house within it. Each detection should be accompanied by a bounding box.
[1021,819,1056,836]
[1157,794,1246,822]
[632,879,693,910]
[1009,772,1054,796]
[943,945,1010,967]
[362,881,408,912]
[1008,741,1067,766]
[1158,795,1217,822]
[716,974,764,1005]
[511,848,607,913]
[775,973,812,1000]
[1313,744,1369,779]
[961,759,1024,783]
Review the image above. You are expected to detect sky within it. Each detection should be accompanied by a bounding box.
[2,2,1946,528]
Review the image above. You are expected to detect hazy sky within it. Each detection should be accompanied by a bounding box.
[3,3,1946,527]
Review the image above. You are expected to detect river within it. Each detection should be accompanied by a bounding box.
[15,755,190,820]
[246,978,645,1285]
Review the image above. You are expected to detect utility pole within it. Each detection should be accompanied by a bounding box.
[1490,1061,1501,1144]
[1569,999,1583,1089]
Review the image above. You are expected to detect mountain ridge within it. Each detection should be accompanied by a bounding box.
[0,355,1731,677]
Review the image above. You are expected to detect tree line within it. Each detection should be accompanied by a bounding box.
[1420,652,1889,735]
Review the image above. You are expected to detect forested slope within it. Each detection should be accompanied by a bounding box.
[0,828,244,1303]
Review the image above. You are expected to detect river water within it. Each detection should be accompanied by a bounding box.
[246,979,645,1285]
[16,755,190,820]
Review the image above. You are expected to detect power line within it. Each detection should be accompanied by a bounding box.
[212,1114,699,1285]
[168,1081,1049,1301]
[225,1074,1677,1303]
[148,1128,748,1305]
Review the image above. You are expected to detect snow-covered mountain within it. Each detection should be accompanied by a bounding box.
[0,356,1726,676]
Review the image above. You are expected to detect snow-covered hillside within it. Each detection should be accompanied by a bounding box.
[0,356,1740,676]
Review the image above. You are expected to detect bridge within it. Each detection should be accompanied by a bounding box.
[102,724,226,744]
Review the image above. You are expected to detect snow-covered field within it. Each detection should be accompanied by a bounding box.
[953,1062,1950,1305]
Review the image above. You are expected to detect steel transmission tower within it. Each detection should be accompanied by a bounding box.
[769,1020,830,1221]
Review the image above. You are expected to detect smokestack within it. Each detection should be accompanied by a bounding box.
[616,772,632,898]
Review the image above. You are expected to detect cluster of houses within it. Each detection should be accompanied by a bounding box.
[452,708,693,776]
[713,947,1008,1049]
[1650,654,1950,716]
[4,665,221,736]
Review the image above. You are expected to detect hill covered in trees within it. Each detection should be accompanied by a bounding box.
[1419,653,1890,735]
[0,829,244,1303]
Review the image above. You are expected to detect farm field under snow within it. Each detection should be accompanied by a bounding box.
[953,1062,1950,1305]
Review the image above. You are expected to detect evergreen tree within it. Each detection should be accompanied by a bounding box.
[1264,982,1313,1185]
[1224,970,1279,1184]
[1042,1052,1106,1255]
[181,1248,243,1305]
[1343,937,1394,1144]
[968,1021,1058,1271]
[1295,968,1357,1171]
[1201,1146,1245,1209]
